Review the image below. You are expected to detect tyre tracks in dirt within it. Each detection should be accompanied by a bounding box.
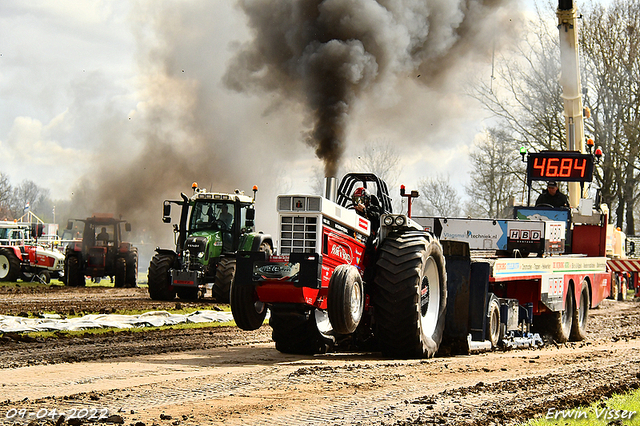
[1,337,640,426]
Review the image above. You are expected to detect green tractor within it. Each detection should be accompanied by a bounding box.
[147,183,274,302]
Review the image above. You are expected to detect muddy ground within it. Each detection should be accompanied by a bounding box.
[1,285,639,426]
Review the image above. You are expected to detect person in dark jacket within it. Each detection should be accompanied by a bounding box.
[535,181,569,208]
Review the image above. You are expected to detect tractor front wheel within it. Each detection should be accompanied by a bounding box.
[230,280,267,331]
[114,258,126,288]
[147,253,176,300]
[213,258,236,302]
[270,310,334,355]
[38,270,51,284]
[0,249,21,282]
[327,264,364,335]
[66,257,85,287]
[373,231,447,358]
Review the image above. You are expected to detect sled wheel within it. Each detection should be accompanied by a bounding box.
[486,297,502,348]
[0,249,21,282]
[213,258,236,302]
[270,310,334,355]
[328,264,364,335]
[570,280,590,341]
[546,286,574,343]
[125,248,138,288]
[618,276,628,301]
[374,231,447,358]
[114,257,126,288]
[147,253,176,300]
[230,277,267,331]
[66,256,86,287]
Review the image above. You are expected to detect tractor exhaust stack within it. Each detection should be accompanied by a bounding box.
[324,177,337,202]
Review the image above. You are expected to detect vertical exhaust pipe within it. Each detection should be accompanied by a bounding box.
[323,177,337,202]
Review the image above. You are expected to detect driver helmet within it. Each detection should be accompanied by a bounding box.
[352,187,371,206]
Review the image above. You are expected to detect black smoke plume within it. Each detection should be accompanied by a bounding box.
[224,0,517,176]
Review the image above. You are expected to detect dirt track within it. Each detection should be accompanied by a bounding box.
[1,286,640,426]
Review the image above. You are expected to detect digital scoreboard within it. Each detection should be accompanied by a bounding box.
[526,151,594,183]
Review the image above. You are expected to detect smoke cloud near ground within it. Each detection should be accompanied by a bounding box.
[224,0,520,177]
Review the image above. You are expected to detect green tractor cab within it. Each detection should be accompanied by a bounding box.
[148,184,273,302]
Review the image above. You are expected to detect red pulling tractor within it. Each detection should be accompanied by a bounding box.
[232,173,447,358]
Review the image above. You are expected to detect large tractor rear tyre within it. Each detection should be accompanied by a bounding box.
[213,258,236,302]
[0,249,21,282]
[125,248,138,288]
[570,280,590,341]
[114,258,126,288]
[66,256,86,287]
[373,231,447,359]
[270,310,334,355]
[230,280,267,331]
[147,253,176,300]
[327,264,364,335]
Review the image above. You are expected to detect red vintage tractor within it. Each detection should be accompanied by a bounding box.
[0,221,65,283]
[231,173,448,358]
[63,214,138,287]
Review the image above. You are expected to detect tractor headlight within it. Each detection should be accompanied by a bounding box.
[394,216,406,226]
[384,216,394,226]
[197,251,205,259]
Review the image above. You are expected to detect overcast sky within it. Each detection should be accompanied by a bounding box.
[0,0,615,226]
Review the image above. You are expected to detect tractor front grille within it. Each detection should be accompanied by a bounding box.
[280,215,318,254]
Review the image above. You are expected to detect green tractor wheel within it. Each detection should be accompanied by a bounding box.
[148,253,176,300]
[213,258,236,302]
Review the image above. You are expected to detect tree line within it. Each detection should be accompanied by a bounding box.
[0,171,54,222]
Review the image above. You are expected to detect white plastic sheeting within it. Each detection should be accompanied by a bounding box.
[0,310,235,333]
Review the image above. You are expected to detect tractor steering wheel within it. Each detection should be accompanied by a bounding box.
[536,203,555,209]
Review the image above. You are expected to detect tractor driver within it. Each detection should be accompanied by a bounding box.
[353,187,381,243]
[218,204,233,231]
[96,227,110,245]
[535,181,569,208]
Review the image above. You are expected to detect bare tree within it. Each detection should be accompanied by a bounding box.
[465,127,524,218]
[580,0,640,234]
[417,174,461,217]
[8,180,51,220]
